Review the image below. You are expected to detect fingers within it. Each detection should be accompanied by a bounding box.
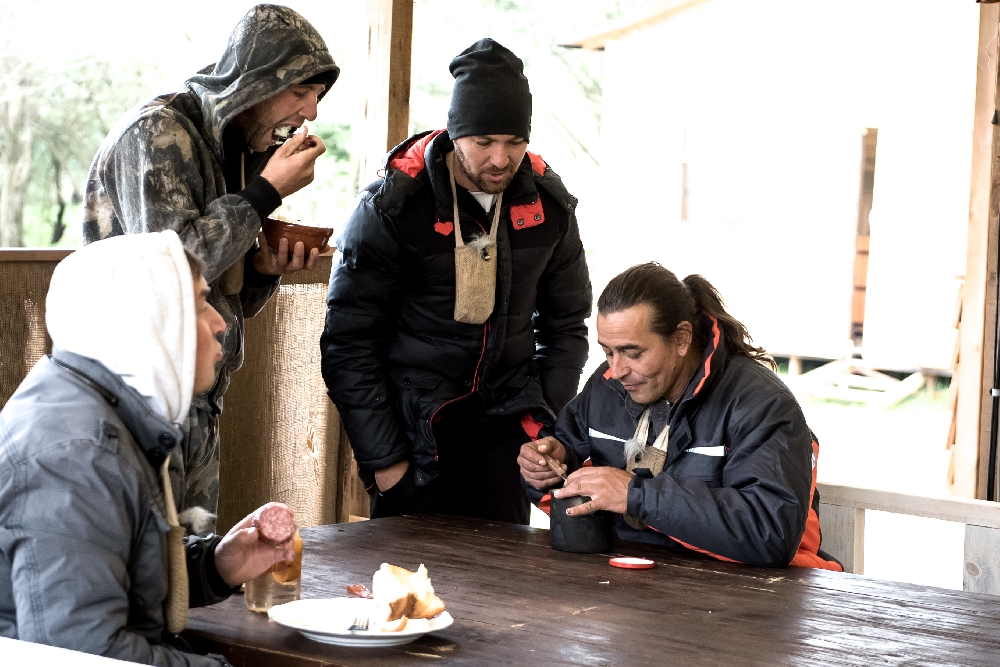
[253,233,276,271]
[518,443,564,490]
[534,437,566,462]
[556,467,632,515]
[565,498,597,516]
[519,466,562,489]
[286,242,306,271]
[298,134,326,159]
[518,443,549,473]
[304,247,320,269]
[274,131,305,158]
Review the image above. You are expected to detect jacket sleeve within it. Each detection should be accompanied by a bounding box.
[2,445,223,666]
[186,535,239,608]
[240,247,281,319]
[522,373,594,505]
[627,378,813,567]
[100,109,273,284]
[532,208,592,413]
[320,191,410,479]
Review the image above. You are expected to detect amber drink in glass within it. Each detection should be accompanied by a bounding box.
[245,531,303,612]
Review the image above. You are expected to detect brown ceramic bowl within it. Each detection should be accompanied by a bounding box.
[262,219,334,259]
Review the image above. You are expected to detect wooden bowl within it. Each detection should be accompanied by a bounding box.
[262,219,334,258]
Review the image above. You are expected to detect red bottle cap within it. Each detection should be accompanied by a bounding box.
[609,557,656,569]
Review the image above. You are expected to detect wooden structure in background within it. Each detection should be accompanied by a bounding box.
[851,128,877,346]
[819,482,1000,595]
[560,0,711,51]
[0,250,70,407]
[217,257,368,532]
[358,0,414,186]
[956,2,1000,499]
[782,128,926,409]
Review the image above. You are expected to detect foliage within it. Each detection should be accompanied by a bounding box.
[3,0,662,246]
[29,60,154,246]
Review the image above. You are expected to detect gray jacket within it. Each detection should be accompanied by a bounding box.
[0,351,234,665]
[81,4,339,413]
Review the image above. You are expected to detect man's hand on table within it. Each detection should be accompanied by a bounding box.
[214,504,297,587]
[376,460,410,493]
[518,436,568,490]
[553,467,632,515]
[260,128,326,198]
[253,232,321,275]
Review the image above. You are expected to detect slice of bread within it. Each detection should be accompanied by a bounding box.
[371,563,446,621]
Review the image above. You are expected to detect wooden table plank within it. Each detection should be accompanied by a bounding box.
[185,516,1000,666]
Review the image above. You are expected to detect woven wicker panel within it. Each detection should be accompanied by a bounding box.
[0,261,57,406]
[218,277,369,532]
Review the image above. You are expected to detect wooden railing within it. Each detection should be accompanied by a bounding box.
[818,482,1000,595]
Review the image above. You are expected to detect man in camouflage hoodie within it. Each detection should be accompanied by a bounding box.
[83,4,339,534]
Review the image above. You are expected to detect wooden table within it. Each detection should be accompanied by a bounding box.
[185,515,1000,666]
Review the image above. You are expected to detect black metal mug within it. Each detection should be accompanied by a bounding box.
[549,494,614,553]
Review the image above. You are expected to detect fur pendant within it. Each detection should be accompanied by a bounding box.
[466,234,494,254]
[624,436,646,464]
[179,506,216,536]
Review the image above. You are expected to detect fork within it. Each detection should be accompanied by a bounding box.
[347,616,369,632]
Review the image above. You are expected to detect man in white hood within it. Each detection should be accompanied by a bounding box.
[0,231,296,666]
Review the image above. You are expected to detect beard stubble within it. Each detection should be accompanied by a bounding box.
[453,143,518,194]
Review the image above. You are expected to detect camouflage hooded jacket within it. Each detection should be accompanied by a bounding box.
[82,4,339,413]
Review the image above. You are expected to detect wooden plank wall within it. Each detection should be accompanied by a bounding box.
[957,3,1000,499]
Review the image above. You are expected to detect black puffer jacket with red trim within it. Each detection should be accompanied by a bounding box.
[321,130,591,487]
[536,314,840,570]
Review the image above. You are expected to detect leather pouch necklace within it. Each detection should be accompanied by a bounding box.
[161,457,190,634]
[623,408,669,530]
[447,151,502,325]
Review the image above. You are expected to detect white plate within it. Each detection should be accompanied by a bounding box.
[267,597,454,647]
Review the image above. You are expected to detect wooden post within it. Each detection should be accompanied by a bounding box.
[964,523,1000,595]
[818,503,865,574]
[956,3,1000,499]
[359,0,414,187]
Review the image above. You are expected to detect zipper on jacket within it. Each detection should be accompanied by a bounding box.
[427,211,494,462]
[428,321,490,462]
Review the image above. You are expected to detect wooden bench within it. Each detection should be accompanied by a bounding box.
[818,482,1000,595]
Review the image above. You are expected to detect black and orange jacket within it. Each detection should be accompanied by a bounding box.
[321,130,592,488]
[534,313,841,570]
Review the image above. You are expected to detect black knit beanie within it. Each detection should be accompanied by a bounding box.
[447,38,531,141]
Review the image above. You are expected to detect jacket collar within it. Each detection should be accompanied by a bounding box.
[50,349,181,470]
[425,131,541,221]
[384,130,540,221]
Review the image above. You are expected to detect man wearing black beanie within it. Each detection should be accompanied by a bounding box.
[322,38,592,524]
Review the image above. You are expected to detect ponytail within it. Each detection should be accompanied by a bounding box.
[681,274,775,370]
[598,263,774,370]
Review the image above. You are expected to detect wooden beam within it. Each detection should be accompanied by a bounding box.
[560,0,712,51]
[0,249,72,262]
[817,482,1000,528]
[964,3,1000,499]
[359,0,413,186]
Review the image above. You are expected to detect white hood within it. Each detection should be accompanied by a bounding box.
[46,230,197,424]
